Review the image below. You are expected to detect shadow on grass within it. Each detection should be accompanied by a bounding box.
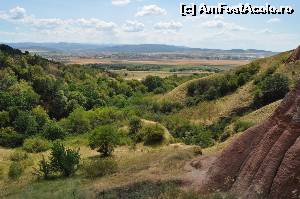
[91,179,182,199]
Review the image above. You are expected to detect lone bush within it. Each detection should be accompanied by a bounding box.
[83,158,118,179]
[23,137,51,153]
[50,142,80,177]
[89,125,120,157]
[8,162,23,180]
[142,124,165,145]
[33,156,52,180]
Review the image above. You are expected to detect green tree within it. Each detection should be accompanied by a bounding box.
[89,125,120,157]
[0,127,24,148]
[32,106,50,130]
[64,108,90,134]
[7,81,40,110]
[0,111,10,128]
[142,76,165,92]
[13,111,38,136]
[50,142,80,177]
[43,121,66,141]
[254,74,289,107]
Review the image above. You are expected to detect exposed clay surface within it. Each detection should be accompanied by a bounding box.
[200,80,300,198]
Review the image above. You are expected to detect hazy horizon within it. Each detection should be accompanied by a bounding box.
[0,0,299,52]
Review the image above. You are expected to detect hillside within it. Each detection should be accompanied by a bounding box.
[0,44,299,199]
[159,49,299,141]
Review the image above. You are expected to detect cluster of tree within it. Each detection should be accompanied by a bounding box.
[162,116,214,148]
[0,45,152,148]
[253,68,289,107]
[186,63,260,105]
[142,74,205,94]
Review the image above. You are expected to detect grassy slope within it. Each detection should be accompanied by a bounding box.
[238,100,282,125]
[0,144,199,199]
[160,51,297,126]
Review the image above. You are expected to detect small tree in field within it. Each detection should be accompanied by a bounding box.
[50,142,80,177]
[129,116,142,139]
[89,125,120,157]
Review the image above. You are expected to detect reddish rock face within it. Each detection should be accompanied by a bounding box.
[286,45,300,63]
[203,81,300,199]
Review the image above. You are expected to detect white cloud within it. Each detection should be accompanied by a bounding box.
[135,5,167,17]
[111,0,130,6]
[76,18,116,31]
[0,7,117,32]
[154,21,182,31]
[25,17,68,29]
[8,6,26,20]
[202,20,226,28]
[0,6,27,20]
[122,20,144,32]
[267,18,281,23]
[202,19,246,31]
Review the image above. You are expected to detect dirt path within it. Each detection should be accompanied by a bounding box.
[182,155,217,189]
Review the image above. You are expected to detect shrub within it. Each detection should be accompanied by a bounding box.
[10,151,28,162]
[33,156,52,180]
[88,107,123,128]
[0,111,10,127]
[14,111,38,136]
[8,162,23,180]
[23,137,51,153]
[174,123,214,148]
[142,76,165,92]
[32,106,50,129]
[186,64,259,104]
[159,101,183,114]
[193,146,203,156]
[129,116,142,138]
[153,87,167,94]
[0,127,24,148]
[234,120,255,133]
[89,125,120,157]
[83,158,118,179]
[64,108,91,134]
[50,142,80,177]
[43,121,66,141]
[142,124,165,145]
[254,74,289,107]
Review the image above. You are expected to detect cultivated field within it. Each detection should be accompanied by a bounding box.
[68,58,250,67]
[111,70,212,80]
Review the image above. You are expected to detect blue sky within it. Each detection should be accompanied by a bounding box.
[0,0,299,51]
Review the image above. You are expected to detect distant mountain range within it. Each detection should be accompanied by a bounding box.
[6,42,276,54]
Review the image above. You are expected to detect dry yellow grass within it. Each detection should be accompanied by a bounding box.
[239,100,281,124]
[1,144,198,199]
[173,81,254,125]
[68,58,249,66]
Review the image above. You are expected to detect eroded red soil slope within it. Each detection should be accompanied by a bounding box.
[202,47,300,199]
